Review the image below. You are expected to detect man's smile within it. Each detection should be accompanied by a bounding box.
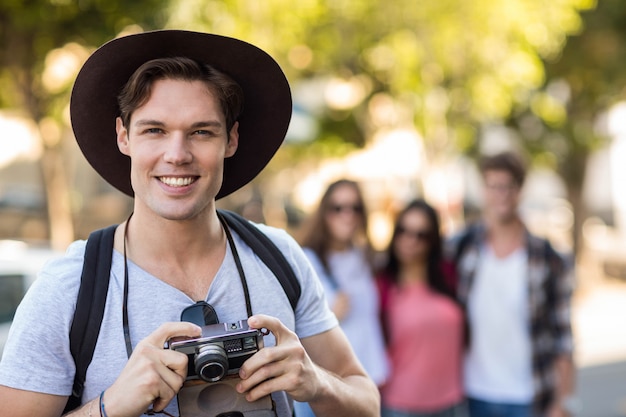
[158,176,198,187]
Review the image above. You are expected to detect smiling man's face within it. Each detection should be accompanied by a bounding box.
[116,78,239,222]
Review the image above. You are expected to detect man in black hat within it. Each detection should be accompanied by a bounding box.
[0,31,380,417]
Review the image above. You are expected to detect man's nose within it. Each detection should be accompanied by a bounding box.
[163,134,192,165]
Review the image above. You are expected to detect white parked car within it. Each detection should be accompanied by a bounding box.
[0,240,64,354]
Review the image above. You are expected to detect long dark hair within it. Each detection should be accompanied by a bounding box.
[380,199,469,347]
[382,199,454,299]
[298,179,372,272]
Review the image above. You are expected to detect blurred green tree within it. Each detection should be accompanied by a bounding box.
[508,0,626,253]
[0,0,602,250]
[170,0,594,242]
[0,0,168,248]
[170,0,592,152]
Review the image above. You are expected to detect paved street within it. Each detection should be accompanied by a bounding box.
[578,360,626,417]
[573,279,626,417]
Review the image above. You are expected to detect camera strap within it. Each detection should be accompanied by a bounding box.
[122,213,133,357]
[218,213,254,318]
[121,212,255,357]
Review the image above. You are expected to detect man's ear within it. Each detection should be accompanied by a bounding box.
[116,117,130,156]
[225,121,239,158]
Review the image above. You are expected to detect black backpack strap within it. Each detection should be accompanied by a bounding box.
[217,210,301,311]
[64,225,117,413]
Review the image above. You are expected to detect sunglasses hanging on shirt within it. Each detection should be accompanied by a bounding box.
[181,301,219,326]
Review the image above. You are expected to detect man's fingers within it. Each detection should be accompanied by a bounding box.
[239,367,287,402]
[160,348,191,378]
[151,360,187,410]
[143,321,202,347]
[150,376,179,412]
[247,314,292,344]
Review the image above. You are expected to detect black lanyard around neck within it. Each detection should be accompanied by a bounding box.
[122,212,253,358]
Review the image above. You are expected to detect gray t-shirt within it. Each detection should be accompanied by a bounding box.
[0,222,337,416]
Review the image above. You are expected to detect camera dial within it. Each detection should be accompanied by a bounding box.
[195,344,229,382]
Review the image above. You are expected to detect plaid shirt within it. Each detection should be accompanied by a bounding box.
[446,222,574,413]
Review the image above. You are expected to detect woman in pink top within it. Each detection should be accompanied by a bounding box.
[377,199,467,417]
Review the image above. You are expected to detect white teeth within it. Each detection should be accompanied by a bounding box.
[159,177,195,187]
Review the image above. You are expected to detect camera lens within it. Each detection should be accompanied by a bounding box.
[195,344,229,382]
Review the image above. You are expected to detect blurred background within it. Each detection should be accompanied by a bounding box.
[1,0,626,415]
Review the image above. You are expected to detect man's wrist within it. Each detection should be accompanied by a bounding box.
[99,390,108,417]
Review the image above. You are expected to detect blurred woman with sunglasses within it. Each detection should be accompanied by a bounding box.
[294,179,389,417]
[377,199,467,417]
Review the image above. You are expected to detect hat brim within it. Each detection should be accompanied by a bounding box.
[70,30,292,199]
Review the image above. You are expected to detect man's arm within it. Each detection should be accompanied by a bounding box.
[0,389,110,417]
[299,325,380,417]
[237,314,380,417]
[546,354,577,417]
[0,388,68,417]
[546,248,577,417]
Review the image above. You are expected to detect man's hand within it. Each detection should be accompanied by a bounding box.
[235,314,319,402]
[101,322,201,417]
[236,314,379,417]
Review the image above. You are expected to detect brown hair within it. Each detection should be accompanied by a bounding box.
[298,179,373,271]
[117,57,244,134]
[479,151,527,187]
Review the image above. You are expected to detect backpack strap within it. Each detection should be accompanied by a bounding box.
[64,225,117,413]
[217,209,301,311]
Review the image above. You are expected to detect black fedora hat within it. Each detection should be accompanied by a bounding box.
[70,30,292,199]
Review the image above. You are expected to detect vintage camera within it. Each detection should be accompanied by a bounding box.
[169,319,264,382]
[169,320,275,416]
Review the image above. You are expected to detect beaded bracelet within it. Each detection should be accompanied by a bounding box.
[99,390,108,417]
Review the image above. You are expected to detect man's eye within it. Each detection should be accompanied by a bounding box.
[144,128,163,134]
[194,130,216,136]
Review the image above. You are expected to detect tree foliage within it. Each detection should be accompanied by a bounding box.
[169,0,595,242]
[0,0,169,247]
[0,0,169,115]
[522,0,626,168]
[169,0,593,159]
[0,0,602,245]
[503,0,626,252]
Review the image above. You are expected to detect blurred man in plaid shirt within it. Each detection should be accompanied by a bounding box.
[447,151,577,417]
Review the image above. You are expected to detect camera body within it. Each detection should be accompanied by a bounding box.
[169,319,264,383]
